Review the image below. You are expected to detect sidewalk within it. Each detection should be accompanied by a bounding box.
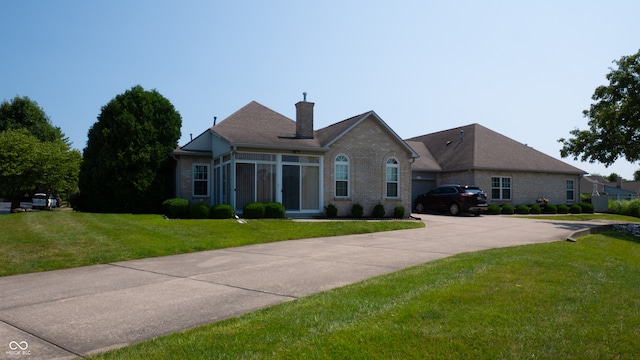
[0,215,615,359]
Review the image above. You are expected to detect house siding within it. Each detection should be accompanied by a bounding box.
[323,116,412,217]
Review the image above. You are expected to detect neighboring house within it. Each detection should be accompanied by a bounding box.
[582,175,640,199]
[406,124,587,206]
[173,98,418,217]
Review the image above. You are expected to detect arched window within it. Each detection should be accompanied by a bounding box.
[386,158,399,198]
[335,154,349,197]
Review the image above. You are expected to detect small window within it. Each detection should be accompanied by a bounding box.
[566,180,575,201]
[193,164,209,197]
[491,176,511,200]
[335,155,349,197]
[386,158,399,198]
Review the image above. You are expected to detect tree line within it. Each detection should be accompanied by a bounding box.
[1,49,639,214]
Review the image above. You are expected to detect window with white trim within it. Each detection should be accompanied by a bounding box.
[566,180,575,201]
[491,176,511,200]
[193,164,209,197]
[335,155,349,197]
[386,158,399,198]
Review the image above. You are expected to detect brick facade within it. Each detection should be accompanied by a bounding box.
[175,155,212,204]
[437,170,581,205]
[323,116,412,217]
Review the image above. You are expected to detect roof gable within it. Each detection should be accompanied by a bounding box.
[317,111,418,157]
[408,123,586,174]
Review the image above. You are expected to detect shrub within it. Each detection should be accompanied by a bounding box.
[243,202,265,219]
[212,204,234,219]
[515,205,530,214]
[501,204,514,215]
[372,204,385,218]
[164,198,189,218]
[190,202,211,219]
[579,202,594,214]
[486,204,501,215]
[625,199,640,218]
[569,204,582,214]
[393,206,405,219]
[264,202,286,219]
[557,204,569,214]
[542,204,557,214]
[325,204,338,218]
[351,203,364,218]
[529,204,541,214]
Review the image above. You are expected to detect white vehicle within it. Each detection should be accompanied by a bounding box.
[32,193,55,210]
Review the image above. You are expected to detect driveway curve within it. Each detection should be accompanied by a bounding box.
[0,214,617,359]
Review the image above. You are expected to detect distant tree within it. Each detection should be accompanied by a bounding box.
[606,172,620,182]
[0,96,66,143]
[0,130,81,209]
[79,85,182,213]
[559,49,640,166]
[634,169,640,181]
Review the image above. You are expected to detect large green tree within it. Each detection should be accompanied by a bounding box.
[0,129,81,209]
[79,85,182,213]
[0,96,66,143]
[559,49,640,166]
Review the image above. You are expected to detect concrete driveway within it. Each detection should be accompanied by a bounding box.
[0,214,615,359]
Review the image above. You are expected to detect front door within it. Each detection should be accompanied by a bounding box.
[282,165,300,211]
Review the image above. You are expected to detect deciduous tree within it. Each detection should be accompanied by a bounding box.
[559,50,640,166]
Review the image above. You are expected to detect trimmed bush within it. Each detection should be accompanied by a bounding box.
[625,199,640,218]
[393,206,405,219]
[501,204,514,215]
[190,202,211,219]
[579,202,594,214]
[516,205,530,214]
[212,204,234,219]
[351,203,364,218]
[557,204,569,214]
[264,202,286,219]
[243,202,265,219]
[487,204,501,215]
[541,204,557,214]
[372,204,385,218]
[529,204,541,214]
[325,204,338,218]
[569,204,582,214]
[164,198,189,218]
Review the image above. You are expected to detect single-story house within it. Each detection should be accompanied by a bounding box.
[581,175,640,198]
[173,98,418,217]
[406,124,587,206]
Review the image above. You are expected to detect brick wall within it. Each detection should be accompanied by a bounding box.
[175,155,212,204]
[438,170,581,205]
[323,116,412,217]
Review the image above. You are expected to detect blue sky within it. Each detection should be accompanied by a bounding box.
[2,1,639,179]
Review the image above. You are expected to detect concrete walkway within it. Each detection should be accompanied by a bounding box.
[0,215,615,359]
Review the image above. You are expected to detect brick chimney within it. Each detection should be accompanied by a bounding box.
[295,92,314,139]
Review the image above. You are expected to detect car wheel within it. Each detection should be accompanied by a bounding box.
[415,202,425,213]
[448,203,460,216]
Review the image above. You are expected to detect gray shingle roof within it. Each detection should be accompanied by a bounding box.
[212,101,322,149]
[408,123,586,174]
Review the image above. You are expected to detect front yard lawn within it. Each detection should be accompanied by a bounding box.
[93,230,640,359]
[0,212,423,277]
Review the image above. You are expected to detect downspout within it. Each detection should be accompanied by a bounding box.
[172,154,180,198]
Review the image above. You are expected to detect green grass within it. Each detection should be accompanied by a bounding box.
[0,211,423,276]
[515,213,640,222]
[93,231,640,359]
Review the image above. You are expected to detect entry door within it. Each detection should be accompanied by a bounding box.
[282,165,300,211]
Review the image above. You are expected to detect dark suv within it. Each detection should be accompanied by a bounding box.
[414,185,488,216]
